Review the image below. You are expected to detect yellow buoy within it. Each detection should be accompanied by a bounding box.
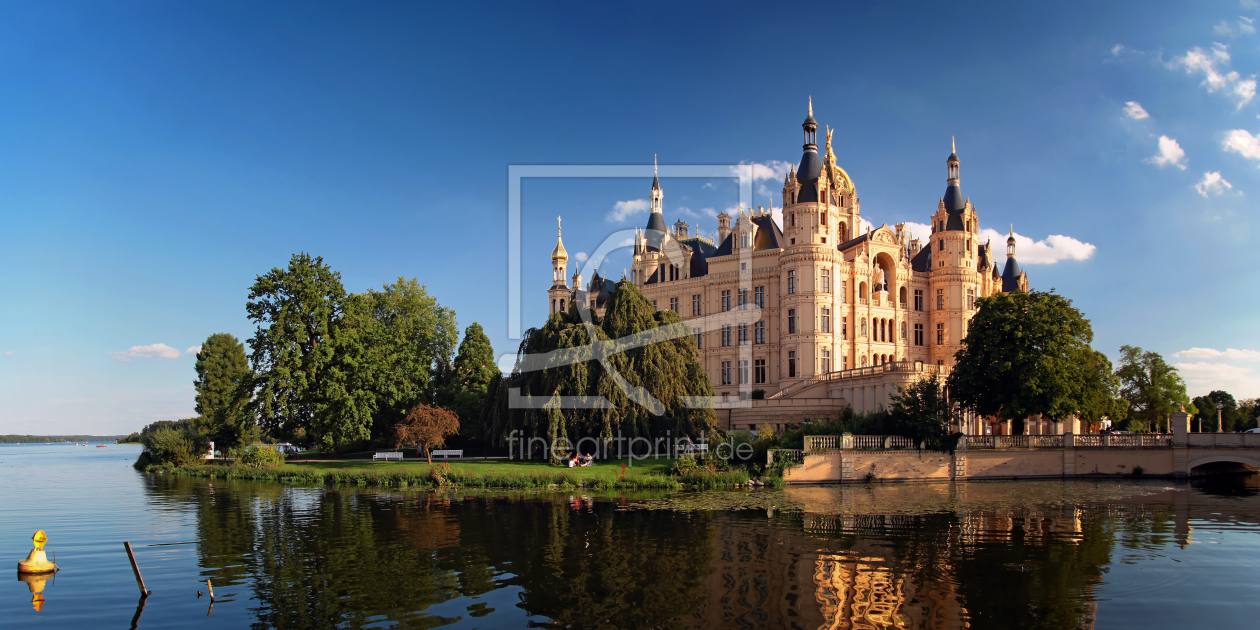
[17,530,57,574]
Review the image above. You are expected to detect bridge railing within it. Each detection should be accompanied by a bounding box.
[1187,433,1260,448]
[802,433,1185,452]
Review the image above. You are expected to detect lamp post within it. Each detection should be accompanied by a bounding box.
[1217,402,1225,433]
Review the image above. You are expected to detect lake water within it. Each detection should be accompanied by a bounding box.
[2,443,1259,629]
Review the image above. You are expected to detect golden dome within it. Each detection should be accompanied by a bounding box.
[551,216,568,261]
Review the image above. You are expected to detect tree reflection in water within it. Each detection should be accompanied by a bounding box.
[140,476,1258,630]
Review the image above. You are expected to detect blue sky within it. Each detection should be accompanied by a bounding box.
[1,1,1258,434]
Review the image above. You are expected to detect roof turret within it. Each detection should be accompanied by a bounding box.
[1001,225,1023,292]
[551,216,568,262]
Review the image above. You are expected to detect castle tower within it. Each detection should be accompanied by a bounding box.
[928,139,983,366]
[1001,226,1028,292]
[548,216,570,315]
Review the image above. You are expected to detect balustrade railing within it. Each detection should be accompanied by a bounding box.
[767,449,804,464]
[797,433,1183,454]
[853,435,885,450]
[1030,435,1064,448]
[805,435,839,452]
[767,361,951,400]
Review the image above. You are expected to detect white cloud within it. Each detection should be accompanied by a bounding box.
[4,351,11,356]
[901,222,933,244]
[110,343,182,361]
[702,182,715,190]
[185,346,201,355]
[1215,16,1256,37]
[730,160,793,183]
[977,228,1097,264]
[1123,101,1150,119]
[606,198,650,222]
[1223,128,1260,161]
[1175,347,1260,360]
[1144,135,1187,170]
[574,252,588,262]
[1111,44,1126,56]
[1174,361,1260,398]
[1195,171,1234,196]
[1170,44,1255,108]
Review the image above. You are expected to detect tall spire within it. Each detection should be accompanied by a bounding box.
[1002,224,1023,292]
[551,215,568,262]
[652,154,660,191]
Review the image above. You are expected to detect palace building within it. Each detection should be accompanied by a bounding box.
[546,101,1030,435]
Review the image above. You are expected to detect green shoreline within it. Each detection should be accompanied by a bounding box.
[149,459,774,491]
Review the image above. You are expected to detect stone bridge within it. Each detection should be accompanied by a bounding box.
[773,411,1260,483]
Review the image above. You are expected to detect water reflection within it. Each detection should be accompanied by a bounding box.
[133,475,1260,629]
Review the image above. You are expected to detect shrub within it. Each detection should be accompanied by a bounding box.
[1131,465,1144,476]
[239,446,286,469]
[429,462,453,486]
[138,426,208,468]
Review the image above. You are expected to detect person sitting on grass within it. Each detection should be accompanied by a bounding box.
[568,453,579,468]
[581,453,594,466]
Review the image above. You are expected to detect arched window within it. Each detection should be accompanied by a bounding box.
[839,223,848,242]
[552,299,556,314]
[899,286,906,305]
[859,282,867,299]
[560,299,566,312]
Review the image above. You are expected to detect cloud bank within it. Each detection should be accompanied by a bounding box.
[1123,101,1150,119]
[1144,135,1187,170]
[607,199,650,222]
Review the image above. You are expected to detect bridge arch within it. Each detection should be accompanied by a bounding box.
[1188,452,1260,474]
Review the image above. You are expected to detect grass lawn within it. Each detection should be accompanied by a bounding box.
[280,456,676,480]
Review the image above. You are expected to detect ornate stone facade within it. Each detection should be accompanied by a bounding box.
[546,102,1029,431]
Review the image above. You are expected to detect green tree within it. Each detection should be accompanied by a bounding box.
[1115,345,1189,433]
[246,253,374,451]
[194,332,255,450]
[438,322,498,436]
[1077,349,1129,431]
[948,290,1100,435]
[484,281,718,462]
[1239,398,1259,431]
[1193,390,1243,432]
[355,277,459,438]
[1192,395,1218,432]
[886,375,957,450]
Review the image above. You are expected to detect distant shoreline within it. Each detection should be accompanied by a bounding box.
[0,435,129,444]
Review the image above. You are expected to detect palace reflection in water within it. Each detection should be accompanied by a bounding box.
[135,475,1259,629]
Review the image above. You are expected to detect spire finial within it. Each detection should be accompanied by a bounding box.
[557,215,562,236]
[808,96,813,117]
[654,154,658,177]
[952,136,956,154]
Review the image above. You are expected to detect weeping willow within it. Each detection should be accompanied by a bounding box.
[483,280,718,461]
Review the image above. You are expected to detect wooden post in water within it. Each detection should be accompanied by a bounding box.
[123,542,150,596]
[206,579,215,601]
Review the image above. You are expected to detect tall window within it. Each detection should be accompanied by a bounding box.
[842,316,848,340]
[788,309,797,334]
[899,286,906,306]
[754,359,766,384]
[788,351,796,378]
[914,323,924,346]
[738,323,749,345]
[966,288,975,310]
[914,289,924,312]
[787,270,796,294]
[738,288,749,309]
[754,321,766,344]
[721,361,732,385]
[669,297,679,313]
[821,349,831,374]
[653,300,657,309]
[936,289,944,311]
[738,360,749,385]
[721,324,732,347]
[692,294,702,316]
[721,290,731,312]
[820,307,830,333]
[843,356,848,370]
[936,322,945,345]
[694,327,703,349]
[820,210,827,226]
[939,239,945,251]
[820,269,830,293]
[754,286,765,308]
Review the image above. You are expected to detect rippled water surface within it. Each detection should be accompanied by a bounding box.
[3,443,1260,629]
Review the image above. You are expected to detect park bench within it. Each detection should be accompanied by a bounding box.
[372,452,403,461]
[431,449,463,459]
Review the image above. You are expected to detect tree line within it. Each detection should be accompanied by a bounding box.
[140,253,497,462]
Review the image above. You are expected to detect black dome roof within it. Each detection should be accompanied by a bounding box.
[796,150,822,203]
[1001,257,1022,292]
[943,184,965,214]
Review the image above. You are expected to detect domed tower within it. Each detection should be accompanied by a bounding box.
[547,216,570,315]
[927,139,983,366]
[1001,226,1029,292]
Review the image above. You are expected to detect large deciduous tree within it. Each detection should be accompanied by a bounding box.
[437,322,498,436]
[246,253,374,451]
[948,290,1103,435]
[1115,345,1189,432]
[484,280,718,462]
[1076,349,1129,431]
[355,278,459,437]
[193,332,255,450]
